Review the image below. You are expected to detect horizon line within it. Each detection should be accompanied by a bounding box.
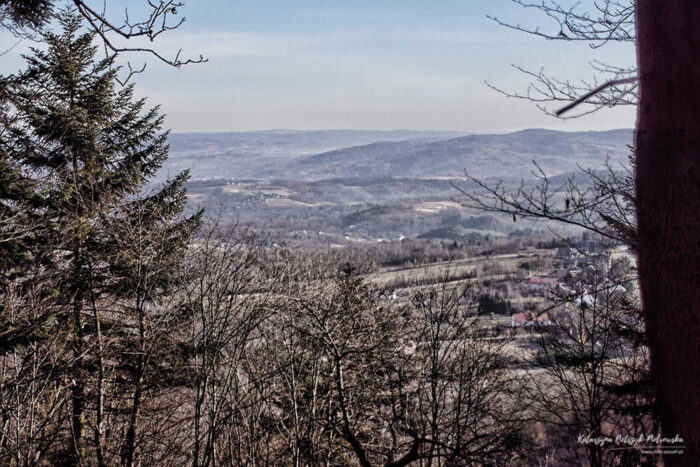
[170,127,634,134]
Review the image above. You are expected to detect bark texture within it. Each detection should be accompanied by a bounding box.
[635,1,700,463]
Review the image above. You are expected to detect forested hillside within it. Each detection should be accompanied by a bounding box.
[0,2,682,466]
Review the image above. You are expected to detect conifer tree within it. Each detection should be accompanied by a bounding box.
[1,10,200,464]
[0,79,39,306]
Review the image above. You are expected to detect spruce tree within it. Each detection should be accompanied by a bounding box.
[0,78,39,302]
[1,10,200,464]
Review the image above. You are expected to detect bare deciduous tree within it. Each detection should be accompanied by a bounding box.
[407,268,527,465]
[181,219,273,467]
[0,1,206,82]
[487,0,636,117]
[528,257,655,466]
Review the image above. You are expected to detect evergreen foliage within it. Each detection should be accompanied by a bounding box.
[0,10,200,464]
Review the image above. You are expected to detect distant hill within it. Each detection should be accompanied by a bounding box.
[253,129,633,181]
[172,128,632,243]
[168,129,467,154]
[160,129,467,181]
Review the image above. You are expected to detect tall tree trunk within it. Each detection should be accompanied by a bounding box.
[123,299,147,467]
[635,1,700,463]
[69,293,85,466]
[89,265,106,467]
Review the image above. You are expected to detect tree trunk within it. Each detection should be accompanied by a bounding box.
[123,299,147,467]
[89,264,106,467]
[69,288,86,466]
[635,1,700,463]
[93,319,106,467]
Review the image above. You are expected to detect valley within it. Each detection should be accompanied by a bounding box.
[170,128,633,245]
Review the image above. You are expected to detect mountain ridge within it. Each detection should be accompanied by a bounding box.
[252,128,633,181]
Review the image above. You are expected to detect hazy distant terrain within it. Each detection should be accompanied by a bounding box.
[162,129,468,181]
[255,129,632,180]
[167,129,633,244]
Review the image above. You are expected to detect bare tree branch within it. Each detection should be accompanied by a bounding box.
[1,0,207,84]
[486,0,636,117]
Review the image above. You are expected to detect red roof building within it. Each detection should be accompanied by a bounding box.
[529,276,558,286]
[510,311,552,327]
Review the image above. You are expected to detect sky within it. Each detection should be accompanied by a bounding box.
[0,0,637,132]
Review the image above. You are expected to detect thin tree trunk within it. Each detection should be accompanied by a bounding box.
[635,1,700,463]
[89,264,106,467]
[69,290,85,466]
[193,365,208,467]
[334,361,370,467]
[94,340,105,467]
[123,379,143,467]
[124,298,146,467]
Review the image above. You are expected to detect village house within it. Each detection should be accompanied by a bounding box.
[510,311,552,327]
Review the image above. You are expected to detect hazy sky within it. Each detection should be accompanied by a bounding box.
[0,0,637,132]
